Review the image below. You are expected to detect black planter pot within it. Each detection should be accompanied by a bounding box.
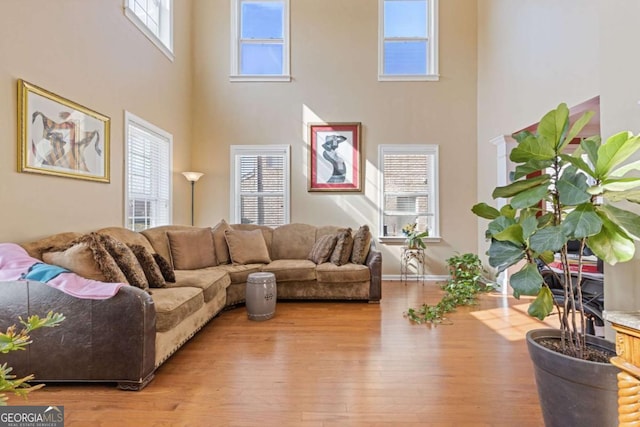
[526,329,619,427]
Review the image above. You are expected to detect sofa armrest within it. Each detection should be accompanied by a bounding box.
[365,241,382,303]
[0,280,156,390]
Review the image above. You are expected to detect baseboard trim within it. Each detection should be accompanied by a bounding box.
[383,274,449,282]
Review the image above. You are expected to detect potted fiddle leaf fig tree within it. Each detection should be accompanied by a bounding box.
[472,102,640,427]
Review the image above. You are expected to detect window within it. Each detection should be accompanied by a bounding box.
[230,0,290,82]
[379,145,439,240]
[378,0,438,81]
[125,112,172,231]
[230,145,290,226]
[124,0,174,60]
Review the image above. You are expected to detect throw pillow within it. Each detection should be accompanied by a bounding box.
[308,233,338,265]
[224,229,271,265]
[211,219,231,265]
[153,252,176,282]
[42,233,127,283]
[129,244,166,288]
[167,228,217,270]
[351,225,372,265]
[330,228,353,266]
[99,234,149,290]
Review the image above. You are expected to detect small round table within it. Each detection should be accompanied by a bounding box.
[246,272,277,321]
[400,247,425,285]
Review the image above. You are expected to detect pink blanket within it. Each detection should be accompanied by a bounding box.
[0,243,125,300]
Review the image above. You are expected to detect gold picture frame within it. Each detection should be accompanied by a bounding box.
[18,79,110,182]
[308,122,362,192]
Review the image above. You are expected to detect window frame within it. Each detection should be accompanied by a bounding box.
[124,111,173,231]
[230,0,291,82]
[124,0,174,61]
[378,0,439,81]
[378,144,440,243]
[230,145,291,226]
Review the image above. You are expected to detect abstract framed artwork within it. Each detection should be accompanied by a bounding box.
[308,122,362,192]
[17,79,110,182]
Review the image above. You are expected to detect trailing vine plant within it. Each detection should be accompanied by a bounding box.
[0,311,65,405]
[405,253,493,324]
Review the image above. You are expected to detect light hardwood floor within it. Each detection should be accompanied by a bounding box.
[8,281,552,426]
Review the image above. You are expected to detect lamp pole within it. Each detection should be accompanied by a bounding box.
[181,172,204,226]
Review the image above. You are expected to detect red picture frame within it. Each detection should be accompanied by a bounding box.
[308,122,362,192]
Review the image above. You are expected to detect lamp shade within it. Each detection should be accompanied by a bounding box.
[182,171,204,182]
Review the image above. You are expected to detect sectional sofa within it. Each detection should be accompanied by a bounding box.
[0,222,381,390]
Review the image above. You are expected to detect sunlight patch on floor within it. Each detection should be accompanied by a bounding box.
[470,297,556,341]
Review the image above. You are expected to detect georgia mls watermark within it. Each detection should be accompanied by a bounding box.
[0,406,64,427]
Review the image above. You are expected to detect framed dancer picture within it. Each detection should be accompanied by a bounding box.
[308,122,361,192]
[18,79,110,182]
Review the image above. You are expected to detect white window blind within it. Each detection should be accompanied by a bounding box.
[231,145,290,226]
[125,112,172,231]
[379,0,439,81]
[124,0,174,60]
[379,145,439,238]
[230,0,291,81]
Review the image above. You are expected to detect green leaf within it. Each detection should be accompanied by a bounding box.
[599,204,640,240]
[528,286,555,321]
[559,153,595,177]
[492,175,550,199]
[537,103,569,149]
[512,160,554,180]
[472,203,500,220]
[605,190,640,204]
[487,216,516,237]
[610,160,640,178]
[596,132,640,178]
[587,214,636,265]
[602,177,640,192]
[520,216,539,241]
[510,134,556,163]
[538,251,556,265]
[537,212,554,228]
[510,185,549,209]
[581,136,601,168]
[557,166,591,206]
[530,226,567,253]
[510,262,544,298]
[559,110,595,152]
[493,224,524,245]
[499,204,516,219]
[488,240,525,273]
[513,130,535,144]
[562,203,602,239]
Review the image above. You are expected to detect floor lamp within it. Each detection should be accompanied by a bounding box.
[182,172,204,226]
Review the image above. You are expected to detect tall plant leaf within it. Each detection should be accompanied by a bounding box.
[559,154,595,177]
[610,160,640,178]
[596,132,640,178]
[513,130,535,144]
[510,262,544,298]
[537,103,569,148]
[562,203,602,239]
[599,204,640,239]
[528,287,554,321]
[510,135,556,163]
[530,226,567,253]
[558,110,595,152]
[510,185,549,209]
[605,190,640,204]
[581,136,601,168]
[487,216,516,237]
[557,166,591,205]
[588,214,636,264]
[512,159,554,180]
[471,203,500,220]
[493,224,524,245]
[520,216,539,241]
[500,204,516,219]
[488,240,525,272]
[492,175,550,199]
[602,177,640,192]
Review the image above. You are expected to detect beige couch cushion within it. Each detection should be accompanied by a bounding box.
[172,268,231,302]
[141,225,194,269]
[97,227,155,253]
[214,264,263,284]
[20,231,83,260]
[271,223,317,260]
[150,287,204,332]
[225,229,271,264]
[308,234,337,264]
[262,259,317,282]
[167,228,217,270]
[316,262,370,283]
[211,220,232,265]
[351,225,372,264]
[330,229,353,266]
[42,233,127,283]
[231,223,274,257]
